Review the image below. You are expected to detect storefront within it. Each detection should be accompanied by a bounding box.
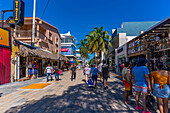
[127,17,170,71]
[115,44,127,72]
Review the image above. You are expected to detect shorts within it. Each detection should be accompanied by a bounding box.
[135,86,148,94]
[85,74,90,77]
[123,80,131,91]
[92,75,98,81]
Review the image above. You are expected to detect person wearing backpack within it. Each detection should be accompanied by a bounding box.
[102,63,110,90]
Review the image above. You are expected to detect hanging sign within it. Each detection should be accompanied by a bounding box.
[6,0,25,28]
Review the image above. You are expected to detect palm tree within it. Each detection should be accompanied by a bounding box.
[86,26,112,64]
[77,39,89,67]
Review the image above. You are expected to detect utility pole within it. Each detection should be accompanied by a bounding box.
[32,0,36,47]
[58,36,60,68]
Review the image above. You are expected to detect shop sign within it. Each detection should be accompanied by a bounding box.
[6,0,25,28]
[117,48,123,53]
[61,48,69,52]
[0,28,11,48]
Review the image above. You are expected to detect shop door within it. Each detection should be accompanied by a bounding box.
[20,57,26,78]
[0,47,11,85]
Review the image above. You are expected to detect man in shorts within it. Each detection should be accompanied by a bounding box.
[90,64,99,88]
[132,58,151,113]
[102,63,110,90]
[84,64,91,84]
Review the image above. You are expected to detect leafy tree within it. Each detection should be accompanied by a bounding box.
[86,26,112,65]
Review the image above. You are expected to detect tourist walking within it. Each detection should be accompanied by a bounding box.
[150,62,170,113]
[53,66,59,81]
[122,62,132,104]
[98,62,103,81]
[44,63,53,82]
[70,65,77,81]
[90,64,99,88]
[102,63,110,90]
[84,64,91,84]
[132,58,151,113]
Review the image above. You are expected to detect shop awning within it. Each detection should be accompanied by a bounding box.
[19,45,58,60]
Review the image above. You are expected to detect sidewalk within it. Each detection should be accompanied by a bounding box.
[0,70,163,113]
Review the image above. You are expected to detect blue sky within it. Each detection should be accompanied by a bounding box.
[0,0,170,59]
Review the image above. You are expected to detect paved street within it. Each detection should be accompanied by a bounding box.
[0,70,166,113]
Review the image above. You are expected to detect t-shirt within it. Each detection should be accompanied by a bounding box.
[46,66,52,73]
[54,68,59,74]
[84,67,90,75]
[132,66,150,87]
[98,64,103,72]
[71,67,76,74]
[122,67,130,82]
[90,67,99,76]
[102,66,109,77]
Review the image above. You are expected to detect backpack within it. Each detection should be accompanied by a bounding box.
[146,91,157,111]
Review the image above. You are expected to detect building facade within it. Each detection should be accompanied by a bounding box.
[107,21,159,71]
[61,32,76,61]
[0,17,63,82]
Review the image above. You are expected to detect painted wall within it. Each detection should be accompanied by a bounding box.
[0,47,11,85]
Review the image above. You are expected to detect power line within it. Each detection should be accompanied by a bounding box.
[41,0,51,19]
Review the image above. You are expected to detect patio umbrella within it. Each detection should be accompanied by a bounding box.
[70,61,76,64]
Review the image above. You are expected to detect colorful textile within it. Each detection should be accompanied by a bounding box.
[153,83,170,98]
[132,66,150,87]
[135,86,148,94]
[123,80,131,91]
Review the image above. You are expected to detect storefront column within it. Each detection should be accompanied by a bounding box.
[15,55,20,80]
[26,57,28,77]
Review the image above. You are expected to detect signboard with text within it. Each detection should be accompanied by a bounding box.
[0,28,11,48]
[61,48,69,52]
[6,0,25,28]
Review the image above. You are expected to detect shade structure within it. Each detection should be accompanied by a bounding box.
[70,61,76,64]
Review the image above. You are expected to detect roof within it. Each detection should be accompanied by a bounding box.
[130,16,170,42]
[112,21,160,38]
[15,40,68,60]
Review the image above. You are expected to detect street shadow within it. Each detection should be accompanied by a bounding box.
[5,79,160,113]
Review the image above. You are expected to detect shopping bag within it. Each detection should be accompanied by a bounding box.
[146,90,157,111]
[88,77,94,87]
[58,70,61,75]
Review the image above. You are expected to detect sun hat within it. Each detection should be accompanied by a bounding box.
[86,64,89,67]
[137,58,147,66]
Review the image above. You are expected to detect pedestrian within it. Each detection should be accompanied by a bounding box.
[53,66,59,81]
[122,62,133,104]
[129,61,137,96]
[132,58,151,113]
[44,63,53,82]
[150,62,170,113]
[90,64,99,89]
[84,64,91,84]
[70,64,77,81]
[102,63,110,90]
[98,62,103,81]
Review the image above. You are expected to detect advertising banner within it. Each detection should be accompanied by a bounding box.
[0,28,11,48]
[61,48,69,52]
